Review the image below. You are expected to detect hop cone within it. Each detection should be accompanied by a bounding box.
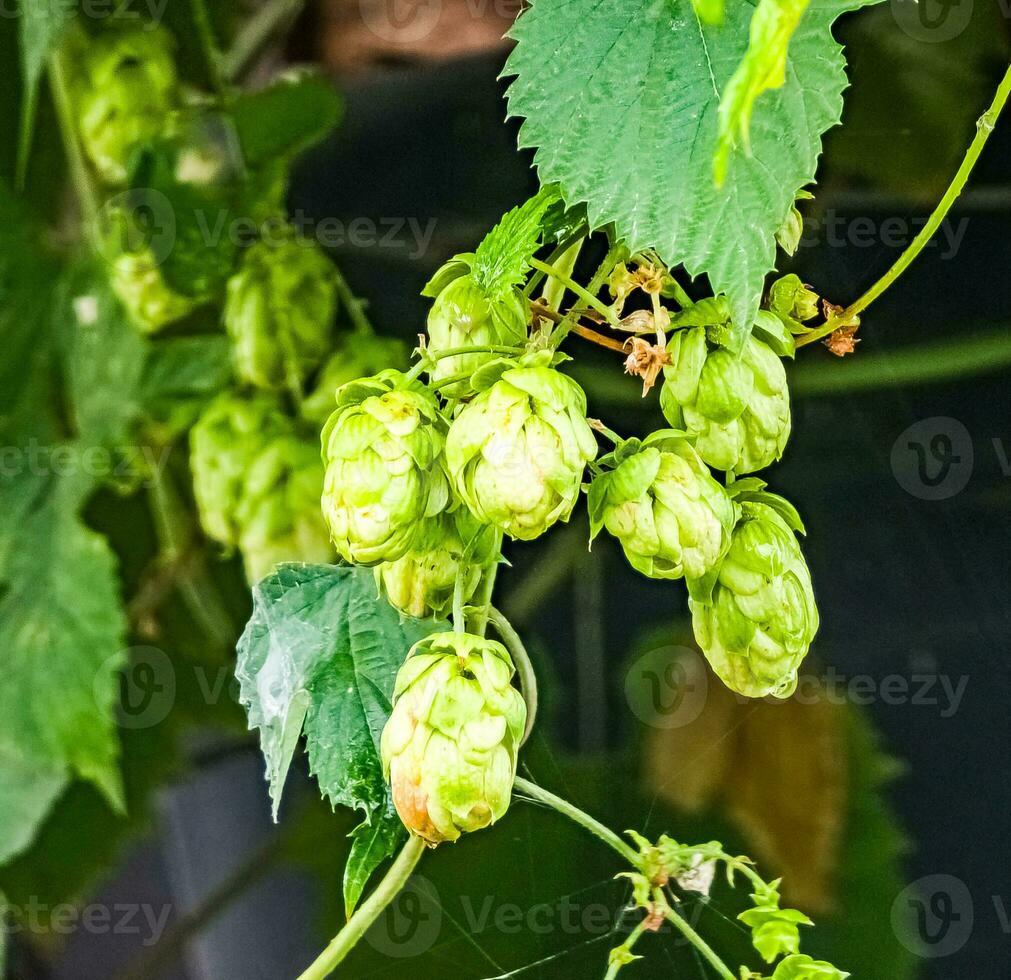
[690,497,818,699]
[426,271,528,395]
[190,393,292,546]
[381,632,526,845]
[224,232,338,390]
[446,361,597,540]
[112,250,197,333]
[378,509,499,619]
[321,373,450,565]
[661,327,791,476]
[301,334,409,425]
[589,436,735,590]
[76,25,179,184]
[234,436,333,583]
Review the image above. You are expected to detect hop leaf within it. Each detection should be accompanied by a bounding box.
[446,362,597,540]
[770,953,850,980]
[380,632,526,844]
[224,229,338,391]
[739,897,814,963]
[690,496,818,698]
[661,327,791,476]
[321,372,450,565]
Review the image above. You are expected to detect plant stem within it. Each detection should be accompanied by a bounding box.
[297,836,427,980]
[658,890,736,980]
[468,559,500,637]
[488,606,538,745]
[333,266,375,337]
[512,777,642,869]
[572,323,628,353]
[222,0,306,81]
[191,0,229,98]
[603,919,650,980]
[431,371,474,391]
[551,243,628,347]
[48,47,101,246]
[798,61,1011,349]
[531,257,621,328]
[453,569,467,635]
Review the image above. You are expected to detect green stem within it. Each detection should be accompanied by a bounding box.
[468,558,500,637]
[798,60,1011,349]
[333,266,375,337]
[530,257,621,328]
[487,606,538,745]
[658,890,736,980]
[190,0,229,99]
[430,371,473,391]
[222,0,306,81]
[296,836,427,980]
[48,46,101,245]
[453,569,467,635]
[512,777,642,869]
[550,243,628,346]
[603,918,651,980]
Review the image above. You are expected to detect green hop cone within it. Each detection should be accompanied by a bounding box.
[300,334,409,425]
[111,250,198,333]
[690,494,818,699]
[770,954,849,980]
[380,632,526,845]
[224,231,338,391]
[378,509,500,619]
[234,436,334,584]
[75,25,179,184]
[321,372,450,564]
[661,327,791,476]
[769,273,820,328]
[426,268,529,395]
[588,434,735,593]
[446,360,597,540]
[190,393,292,547]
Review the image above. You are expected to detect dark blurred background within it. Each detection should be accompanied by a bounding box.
[3,2,1010,978]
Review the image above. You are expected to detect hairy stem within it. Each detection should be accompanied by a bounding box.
[513,777,642,868]
[487,606,538,744]
[297,836,427,980]
[798,61,1011,349]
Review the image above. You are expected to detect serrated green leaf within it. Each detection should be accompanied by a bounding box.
[16,0,75,187]
[715,0,812,185]
[471,186,560,297]
[505,0,880,350]
[0,749,66,866]
[344,805,406,919]
[236,565,445,910]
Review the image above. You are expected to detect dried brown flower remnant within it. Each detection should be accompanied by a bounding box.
[820,302,861,357]
[623,337,670,396]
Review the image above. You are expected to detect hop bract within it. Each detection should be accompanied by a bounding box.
[112,250,198,333]
[190,393,292,546]
[446,360,597,540]
[301,334,409,425]
[378,510,500,619]
[426,269,528,395]
[321,372,450,565]
[225,232,338,390]
[381,632,526,845]
[75,25,179,184]
[234,436,333,584]
[690,495,818,699]
[661,327,791,476]
[589,434,735,590]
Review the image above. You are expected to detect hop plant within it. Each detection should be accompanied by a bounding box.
[234,436,333,583]
[378,509,500,619]
[690,491,819,699]
[588,432,735,592]
[75,24,179,184]
[661,327,791,476]
[111,249,198,333]
[425,259,529,395]
[446,357,597,540]
[301,334,409,425]
[321,372,450,565]
[380,632,526,845]
[224,231,338,391]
